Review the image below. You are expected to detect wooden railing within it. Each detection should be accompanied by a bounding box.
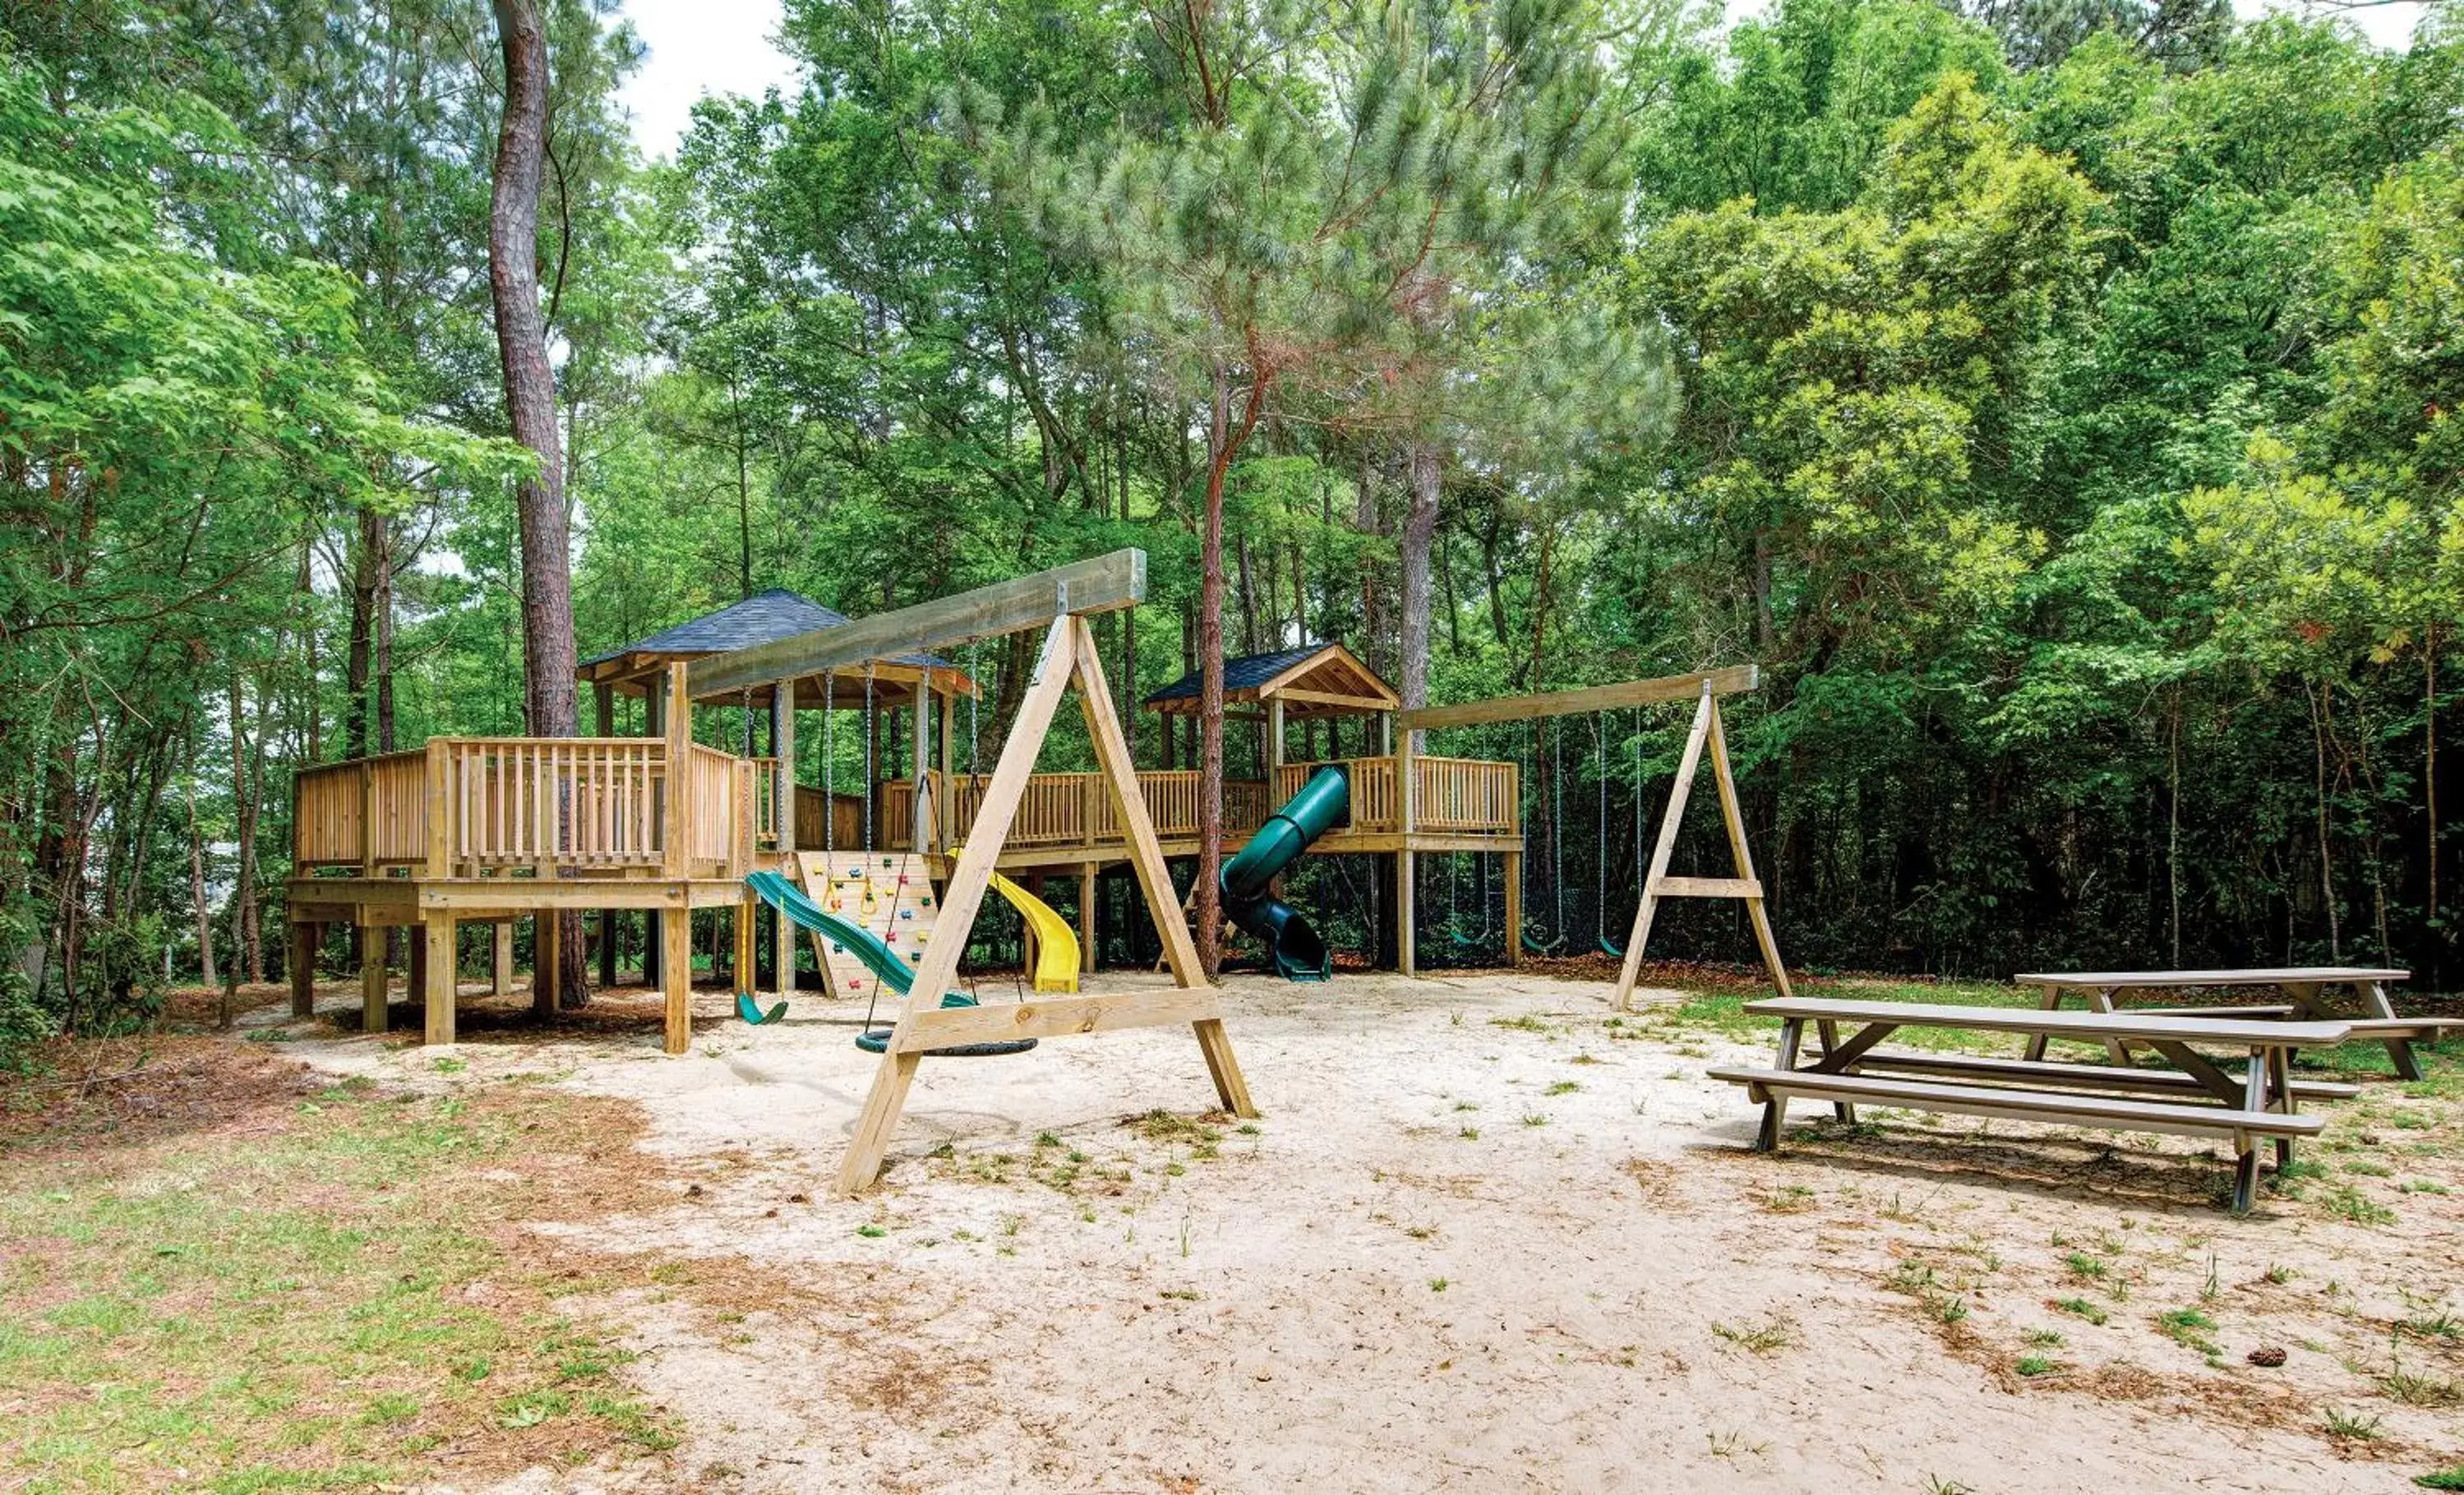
[294,736,762,878]
[1410,756,1520,833]
[1274,755,1517,834]
[1276,758,1395,829]
[293,749,430,869]
[441,738,665,870]
[880,770,1275,851]
[297,742,1520,877]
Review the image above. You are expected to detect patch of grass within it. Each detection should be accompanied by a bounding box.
[2024,1328,2065,1347]
[2320,1183,2397,1226]
[2154,1308,2220,1354]
[1488,1014,1552,1034]
[1710,1312,1799,1355]
[2051,1297,2109,1327]
[1763,1184,1816,1214]
[1543,1080,1580,1096]
[1457,1126,1480,1141]
[2063,1252,2110,1281]
[1519,1113,1548,1128]
[0,1064,682,1491]
[2015,1354,2058,1377]
[855,1223,888,1239]
[2414,1466,2464,1490]
[1428,1278,1448,1293]
[2401,1307,2464,1344]
[2323,1407,2383,1442]
[2379,1364,2464,1408]
[2341,1159,2393,1177]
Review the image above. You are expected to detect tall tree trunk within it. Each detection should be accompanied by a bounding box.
[1237,533,1260,658]
[298,527,321,763]
[1194,359,1269,977]
[227,669,263,985]
[1356,445,1383,674]
[344,508,381,760]
[1399,442,1442,751]
[375,518,396,753]
[187,738,216,989]
[490,0,587,1006]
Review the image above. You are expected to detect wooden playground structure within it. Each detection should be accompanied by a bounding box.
[284,549,1786,1184]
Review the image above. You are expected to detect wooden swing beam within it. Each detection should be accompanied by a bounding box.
[687,551,1253,1197]
[1400,667,1787,1008]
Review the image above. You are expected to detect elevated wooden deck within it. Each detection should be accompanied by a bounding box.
[286,731,1523,1050]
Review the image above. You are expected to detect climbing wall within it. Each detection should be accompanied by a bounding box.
[790,851,941,1002]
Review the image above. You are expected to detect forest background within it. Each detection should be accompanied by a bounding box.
[7,0,2463,1058]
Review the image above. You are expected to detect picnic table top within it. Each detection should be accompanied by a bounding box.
[2011,967,2406,989]
[1745,996,2354,1048]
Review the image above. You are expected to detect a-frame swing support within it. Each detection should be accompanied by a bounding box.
[1397,665,1787,1008]
[686,551,1254,1197]
[1608,677,1792,1011]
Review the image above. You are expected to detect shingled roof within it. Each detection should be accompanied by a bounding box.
[581,588,959,674]
[1143,643,1397,717]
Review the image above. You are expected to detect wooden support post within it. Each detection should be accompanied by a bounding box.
[423,739,450,878]
[1705,696,1792,1001]
[1078,864,1098,974]
[773,683,797,996]
[493,921,514,996]
[422,913,456,1046]
[1267,698,1285,774]
[1503,850,1524,968]
[535,912,559,1017]
[733,891,757,996]
[597,682,619,990]
[289,921,316,1018]
[834,618,1084,1197]
[644,678,667,978]
[661,661,690,878]
[1073,617,1253,1118]
[1398,850,1417,977]
[407,925,427,1012]
[360,927,387,1033]
[1022,873,1045,973]
[936,694,956,847]
[661,903,691,1055]
[912,673,933,856]
[358,759,376,877]
[1398,721,1418,977]
[832,609,1255,1197]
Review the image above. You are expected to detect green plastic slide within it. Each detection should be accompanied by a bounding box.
[741,871,1033,1057]
[745,870,932,995]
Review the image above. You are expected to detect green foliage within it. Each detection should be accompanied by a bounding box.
[13,0,2464,999]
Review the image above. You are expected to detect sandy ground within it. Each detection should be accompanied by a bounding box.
[278,969,2464,1494]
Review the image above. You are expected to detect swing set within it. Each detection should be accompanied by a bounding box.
[1396,665,1790,1008]
[689,550,1256,1195]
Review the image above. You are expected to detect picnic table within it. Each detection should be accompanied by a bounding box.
[1709,996,2359,1211]
[2011,967,2429,1081]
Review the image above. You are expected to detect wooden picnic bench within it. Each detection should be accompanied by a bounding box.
[1708,997,2357,1211]
[2012,968,2437,1081]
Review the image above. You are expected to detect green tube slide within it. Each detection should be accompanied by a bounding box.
[1218,765,1349,981]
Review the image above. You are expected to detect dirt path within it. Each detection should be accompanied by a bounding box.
[281,970,2460,1493]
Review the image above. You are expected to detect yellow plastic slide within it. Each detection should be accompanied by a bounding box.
[989,871,1081,993]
